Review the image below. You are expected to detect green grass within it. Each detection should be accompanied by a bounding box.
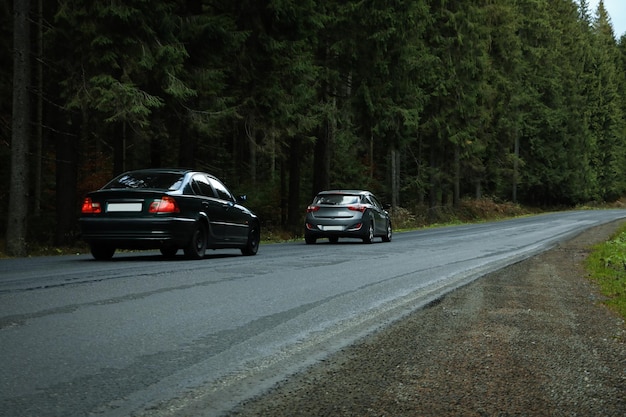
[586,224,626,319]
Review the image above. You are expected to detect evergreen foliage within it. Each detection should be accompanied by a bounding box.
[2,0,626,248]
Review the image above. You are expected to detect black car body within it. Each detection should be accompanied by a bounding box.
[304,190,392,244]
[79,169,260,260]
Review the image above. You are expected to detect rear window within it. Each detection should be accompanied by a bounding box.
[104,172,184,191]
[314,194,361,205]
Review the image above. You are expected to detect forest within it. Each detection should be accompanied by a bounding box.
[2,0,626,256]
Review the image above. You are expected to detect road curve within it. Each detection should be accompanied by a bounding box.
[1,210,624,417]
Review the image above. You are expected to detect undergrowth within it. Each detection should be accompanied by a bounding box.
[586,223,626,320]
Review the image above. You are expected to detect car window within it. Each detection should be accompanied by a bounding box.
[191,175,215,197]
[366,195,381,209]
[104,172,184,190]
[208,177,234,201]
[315,194,359,205]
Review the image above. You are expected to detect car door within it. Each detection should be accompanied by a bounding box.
[190,174,226,241]
[366,194,387,235]
[207,176,249,242]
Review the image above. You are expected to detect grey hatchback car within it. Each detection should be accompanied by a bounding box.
[304,190,392,244]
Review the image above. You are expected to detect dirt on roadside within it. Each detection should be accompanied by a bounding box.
[231,221,626,417]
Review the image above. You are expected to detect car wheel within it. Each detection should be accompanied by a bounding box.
[184,223,207,259]
[241,225,260,256]
[91,244,115,260]
[362,221,374,244]
[305,236,316,244]
[382,221,392,242]
[160,246,178,258]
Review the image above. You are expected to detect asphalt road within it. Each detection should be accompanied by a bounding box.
[1,210,625,417]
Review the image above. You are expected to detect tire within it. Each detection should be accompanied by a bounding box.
[160,246,178,258]
[184,223,207,259]
[305,236,316,244]
[382,221,392,242]
[362,221,374,244]
[91,244,115,260]
[241,225,260,256]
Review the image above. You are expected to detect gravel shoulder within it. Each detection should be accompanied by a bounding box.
[231,220,626,416]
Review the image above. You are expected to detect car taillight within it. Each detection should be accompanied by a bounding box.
[306,205,320,213]
[81,198,102,214]
[347,205,366,213]
[149,196,180,213]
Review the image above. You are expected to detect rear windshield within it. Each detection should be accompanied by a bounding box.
[103,172,184,191]
[314,194,361,205]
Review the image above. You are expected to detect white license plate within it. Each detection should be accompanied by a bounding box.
[323,225,343,231]
[107,202,143,212]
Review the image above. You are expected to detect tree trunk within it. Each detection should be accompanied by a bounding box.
[178,125,197,168]
[245,115,257,185]
[280,158,287,226]
[150,135,162,168]
[312,45,336,197]
[313,117,331,196]
[287,136,302,233]
[55,128,78,246]
[7,0,32,256]
[453,144,460,207]
[428,146,438,221]
[34,0,43,216]
[513,131,519,203]
[54,101,83,245]
[390,147,399,208]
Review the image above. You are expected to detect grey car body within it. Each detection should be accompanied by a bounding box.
[304,190,392,244]
[79,168,260,260]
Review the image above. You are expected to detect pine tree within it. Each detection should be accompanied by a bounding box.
[345,0,431,206]
[587,0,626,201]
[418,0,491,209]
[482,0,524,201]
[228,0,322,226]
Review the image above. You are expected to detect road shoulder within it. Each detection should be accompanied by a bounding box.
[232,220,626,416]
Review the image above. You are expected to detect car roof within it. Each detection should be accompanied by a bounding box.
[120,168,193,175]
[316,190,373,196]
[116,168,222,179]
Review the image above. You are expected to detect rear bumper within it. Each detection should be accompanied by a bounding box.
[304,221,367,239]
[79,217,196,249]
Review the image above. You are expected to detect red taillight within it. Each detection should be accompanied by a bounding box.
[81,198,102,214]
[149,196,180,213]
[306,205,320,213]
[347,205,366,213]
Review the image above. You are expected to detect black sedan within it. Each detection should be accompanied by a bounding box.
[304,190,392,244]
[79,169,260,260]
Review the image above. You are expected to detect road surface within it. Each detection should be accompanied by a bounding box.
[1,210,624,416]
